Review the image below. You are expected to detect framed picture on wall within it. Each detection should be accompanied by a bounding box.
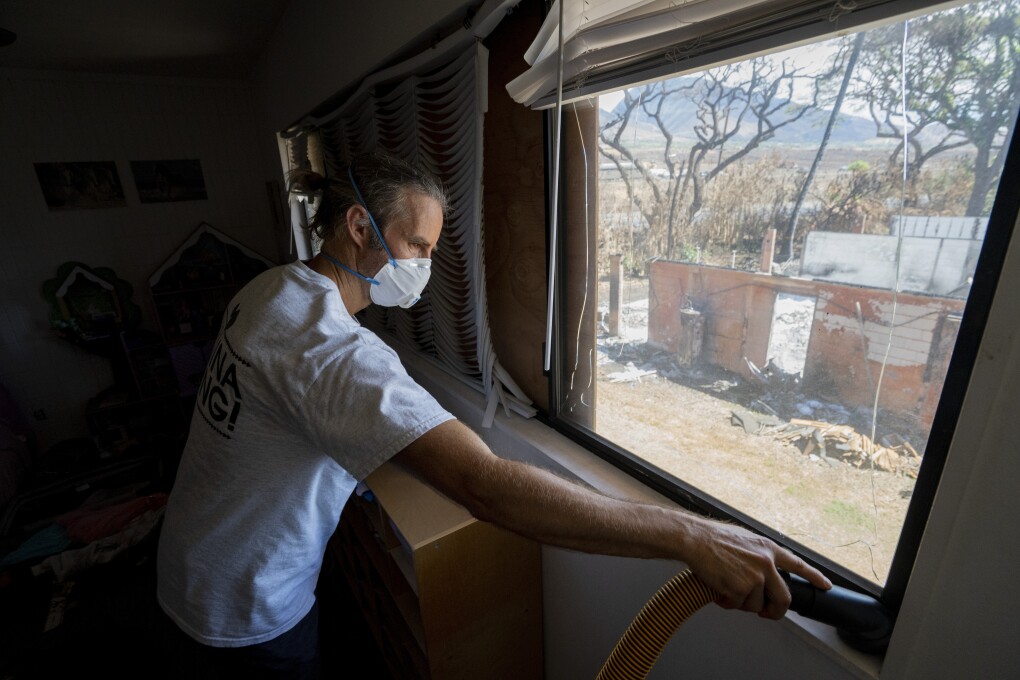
[33,161,127,210]
[131,158,208,203]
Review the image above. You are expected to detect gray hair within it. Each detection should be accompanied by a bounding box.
[288,150,448,247]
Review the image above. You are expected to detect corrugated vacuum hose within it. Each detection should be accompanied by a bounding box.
[597,569,894,679]
[596,569,716,680]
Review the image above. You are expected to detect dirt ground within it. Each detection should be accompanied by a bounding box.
[590,279,919,586]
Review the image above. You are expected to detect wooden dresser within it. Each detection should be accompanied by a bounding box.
[328,462,544,679]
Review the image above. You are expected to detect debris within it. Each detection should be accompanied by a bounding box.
[744,357,769,384]
[750,399,779,417]
[743,357,800,388]
[701,379,738,393]
[730,408,783,435]
[606,362,656,383]
[768,418,922,476]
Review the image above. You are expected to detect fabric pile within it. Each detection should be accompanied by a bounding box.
[0,492,167,580]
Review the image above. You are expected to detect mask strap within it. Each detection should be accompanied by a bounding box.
[347,164,397,267]
[321,252,379,286]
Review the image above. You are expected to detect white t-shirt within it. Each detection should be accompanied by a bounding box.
[156,260,453,647]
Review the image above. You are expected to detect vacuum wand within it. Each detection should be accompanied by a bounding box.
[782,571,894,654]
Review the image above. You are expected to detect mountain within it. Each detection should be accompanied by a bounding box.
[599,76,878,147]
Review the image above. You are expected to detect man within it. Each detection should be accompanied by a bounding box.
[156,150,830,678]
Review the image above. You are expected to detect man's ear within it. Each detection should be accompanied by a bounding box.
[345,204,374,249]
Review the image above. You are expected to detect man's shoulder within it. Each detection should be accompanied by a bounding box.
[232,262,348,329]
[219,262,363,374]
[244,261,328,302]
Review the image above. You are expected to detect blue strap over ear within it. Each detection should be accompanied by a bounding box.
[347,163,397,267]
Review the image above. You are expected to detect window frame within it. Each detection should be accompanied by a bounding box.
[540,6,1020,614]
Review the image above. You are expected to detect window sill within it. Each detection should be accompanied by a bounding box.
[397,348,883,680]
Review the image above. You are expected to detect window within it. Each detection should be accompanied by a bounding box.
[543,0,1020,610]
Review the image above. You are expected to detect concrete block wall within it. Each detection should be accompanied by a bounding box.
[647,261,966,429]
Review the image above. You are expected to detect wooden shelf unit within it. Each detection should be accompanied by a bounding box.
[329,463,544,679]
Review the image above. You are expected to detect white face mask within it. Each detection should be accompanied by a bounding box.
[369,257,431,308]
[321,253,431,309]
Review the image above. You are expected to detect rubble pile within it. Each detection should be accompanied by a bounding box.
[770,418,922,477]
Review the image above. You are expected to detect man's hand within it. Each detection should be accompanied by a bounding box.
[682,517,832,620]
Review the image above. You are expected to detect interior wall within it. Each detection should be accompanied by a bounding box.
[251,0,472,133]
[0,69,285,451]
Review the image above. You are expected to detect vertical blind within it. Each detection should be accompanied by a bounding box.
[283,1,535,422]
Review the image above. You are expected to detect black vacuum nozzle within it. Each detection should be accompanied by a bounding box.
[781,571,894,654]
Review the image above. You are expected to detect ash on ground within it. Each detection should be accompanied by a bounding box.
[596,333,925,460]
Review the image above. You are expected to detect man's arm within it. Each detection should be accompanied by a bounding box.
[391,419,830,620]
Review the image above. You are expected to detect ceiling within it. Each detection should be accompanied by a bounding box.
[0,1,291,79]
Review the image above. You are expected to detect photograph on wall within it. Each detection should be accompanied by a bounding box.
[33,161,127,210]
[131,158,208,203]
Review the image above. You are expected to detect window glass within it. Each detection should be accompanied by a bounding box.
[559,0,1019,588]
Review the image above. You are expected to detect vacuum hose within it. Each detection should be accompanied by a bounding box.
[597,569,893,680]
[596,569,716,680]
